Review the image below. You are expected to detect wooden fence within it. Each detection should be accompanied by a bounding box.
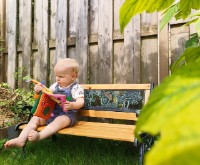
[0,0,196,89]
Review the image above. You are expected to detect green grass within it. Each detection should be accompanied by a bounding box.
[0,135,139,165]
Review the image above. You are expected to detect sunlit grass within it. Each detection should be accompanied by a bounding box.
[0,135,138,165]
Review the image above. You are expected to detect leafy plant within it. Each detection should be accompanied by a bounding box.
[120,0,200,164]
[0,82,34,127]
[11,88,34,116]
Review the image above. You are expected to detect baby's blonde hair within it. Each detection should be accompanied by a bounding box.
[54,58,79,76]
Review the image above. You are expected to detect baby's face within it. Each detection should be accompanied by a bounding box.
[54,65,76,87]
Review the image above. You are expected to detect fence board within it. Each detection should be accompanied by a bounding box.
[89,44,99,84]
[141,13,158,84]
[33,0,39,43]
[33,0,49,84]
[114,41,124,83]
[89,0,98,35]
[114,0,141,84]
[69,0,76,38]
[18,0,32,88]
[124,15,141,83]
[6,0,17,88]
[55,0,68,62]
[88,0,98,83]
[170,25,189,67]
[97,0,113,83]
[158,13,169,83]
[113,0,125,83]
[0,0,6,82]
[50,0,57,40]
[75,0,88,83]
[49,49,55,84]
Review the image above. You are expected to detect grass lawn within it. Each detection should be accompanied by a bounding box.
[0,135,139,165]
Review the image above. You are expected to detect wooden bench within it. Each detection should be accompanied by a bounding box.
[16,83,154,164]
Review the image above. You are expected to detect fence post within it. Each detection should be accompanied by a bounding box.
[6,0,17,88]
[0,0,6,83]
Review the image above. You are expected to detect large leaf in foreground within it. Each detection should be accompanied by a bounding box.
[179,0,200,19]
[120,0,200,33]
[120,0,175,32]
[135,59,200,164]
[160,3,179,31]
[171,45,200,72]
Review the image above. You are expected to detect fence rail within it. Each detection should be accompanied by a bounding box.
[0,0,195,89]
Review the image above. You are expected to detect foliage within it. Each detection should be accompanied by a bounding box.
[11,88,34,115]
[120,0,200,165]
[0,82,34,127]
[120,0,200,32]
[184,33,199,48]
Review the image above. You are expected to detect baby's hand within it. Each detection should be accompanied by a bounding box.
[34,84,44,94]
[64,101,73,112]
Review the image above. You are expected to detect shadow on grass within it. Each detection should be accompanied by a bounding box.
[0,135,139,165]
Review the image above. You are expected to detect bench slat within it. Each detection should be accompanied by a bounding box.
[78,110,138,120]
[19,121,135,142]
[81,84,151,90]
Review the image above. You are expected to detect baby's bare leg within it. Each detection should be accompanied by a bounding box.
[28,115,70,142]
[4,116,45,149]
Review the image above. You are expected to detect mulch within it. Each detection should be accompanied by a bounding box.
[0,86,19,128]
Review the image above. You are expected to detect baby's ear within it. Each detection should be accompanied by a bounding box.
[72,73,77,79]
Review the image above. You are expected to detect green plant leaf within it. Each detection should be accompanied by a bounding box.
[160,3,179,31]
[184,18,199,27]
[120,0,175,32]
[171,45,200,72]
[145,112,200,165]
[195,18,200,36]
[179,0,200,19]
[185,33,199,48]
[135,61,200,165]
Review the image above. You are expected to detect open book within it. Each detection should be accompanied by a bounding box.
[30,79,67,120]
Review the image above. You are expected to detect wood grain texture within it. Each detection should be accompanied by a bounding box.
[170,25,189,68]
[20,121,136,142]
[55,0,68,62]
[50,0,57,40]
[80,83,151,90]
[97,0,113,83]
[88,0,98,83]
[158,13,169,83]
[0,0,6,82]
[6,0,17,88]
[78,110,138,120]
[141,12,158,85]
[34,0,49,83]
[75,0,88,83]
[19,0,32,89]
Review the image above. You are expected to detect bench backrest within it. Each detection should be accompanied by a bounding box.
[78,84,153,122]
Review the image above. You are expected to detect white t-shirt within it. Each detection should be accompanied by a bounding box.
[49,82,84,100]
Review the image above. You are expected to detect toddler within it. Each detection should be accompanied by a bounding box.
[4,58,84,148]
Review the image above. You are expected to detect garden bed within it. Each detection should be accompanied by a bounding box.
[0,86,16,128]
[0,84,32,129]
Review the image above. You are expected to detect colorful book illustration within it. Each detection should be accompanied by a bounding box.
[29,79,67,120]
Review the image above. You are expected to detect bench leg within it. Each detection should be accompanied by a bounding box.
[138,142,145,165]
[21,143,27,157]
[51,134,57,142]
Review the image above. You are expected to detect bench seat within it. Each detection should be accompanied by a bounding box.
[19,121,135,142]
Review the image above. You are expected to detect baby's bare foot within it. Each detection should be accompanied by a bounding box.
[28,130,40,142]
[4,138,25,149]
